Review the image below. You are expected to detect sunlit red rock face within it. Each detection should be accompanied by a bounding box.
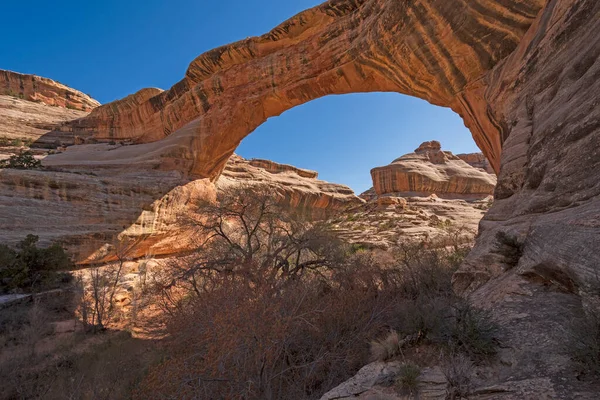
[0,146,361,262]
[0,70,99,111]
[370,141,497,197]
[54,0,599,298]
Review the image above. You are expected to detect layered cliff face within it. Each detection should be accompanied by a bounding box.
[0,95,91,156]
[0,138,362,263]
[336,142,494,249]
[370,141,497,198]
[0,70,99,111]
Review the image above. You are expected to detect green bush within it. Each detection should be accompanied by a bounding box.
[0,151,42,169]
[0,235,73,293]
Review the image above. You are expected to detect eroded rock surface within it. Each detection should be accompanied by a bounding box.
[1,141,362,263]
[220,154,363,213]
[328,142,493,249]
[457,152,495,175]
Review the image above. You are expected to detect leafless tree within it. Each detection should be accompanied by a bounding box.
[77,237,135,332]
[154,185,345,310]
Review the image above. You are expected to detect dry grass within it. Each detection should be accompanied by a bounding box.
[443,353,474,399]
[395,362,421,394]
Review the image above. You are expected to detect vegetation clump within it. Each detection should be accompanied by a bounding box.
[396,363,421,394]
[0,234,73,293]
[493,231,524,268]
[568,310,600,378]
[0,151,42,169]
[133,187,497,400]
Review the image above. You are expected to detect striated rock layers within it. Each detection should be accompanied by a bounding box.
[340,141,494,249]
[0,144,362,262]
[370,141,497,198]
[220,155,362,213]
[0,70,99,111]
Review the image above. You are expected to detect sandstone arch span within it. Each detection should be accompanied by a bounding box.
[69,0,545,178]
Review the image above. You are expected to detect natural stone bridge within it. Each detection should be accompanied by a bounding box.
[70,0,546,177]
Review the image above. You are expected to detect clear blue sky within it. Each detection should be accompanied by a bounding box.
[1,0,479,194]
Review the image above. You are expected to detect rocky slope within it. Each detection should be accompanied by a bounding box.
[1,70,99,111]
[370,141,497,198]
[220,154,362,213]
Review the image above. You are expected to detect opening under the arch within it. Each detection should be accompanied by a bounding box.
[236,92,483,194]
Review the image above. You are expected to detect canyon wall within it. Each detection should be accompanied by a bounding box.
[1,70,99,111]
[46,0,598,303]
[1,145,362,262]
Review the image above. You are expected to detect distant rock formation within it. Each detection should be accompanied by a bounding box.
[0,70,99,111]
[220,155,362,213]
[370,141,497,198]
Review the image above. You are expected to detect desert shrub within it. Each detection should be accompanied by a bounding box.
[1,328,160,400]
[140,264,411,400]
[371,330,402,362]
[0,151,41,169]
[75,238,133,333]
[446,302,498,359]
[568,311,600,378]
[395,362,421,394]
[0,137,29,147]
[0,235,73,293]
[443,353,473,399]
[493,231,524,268]
[138,187,483,399]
